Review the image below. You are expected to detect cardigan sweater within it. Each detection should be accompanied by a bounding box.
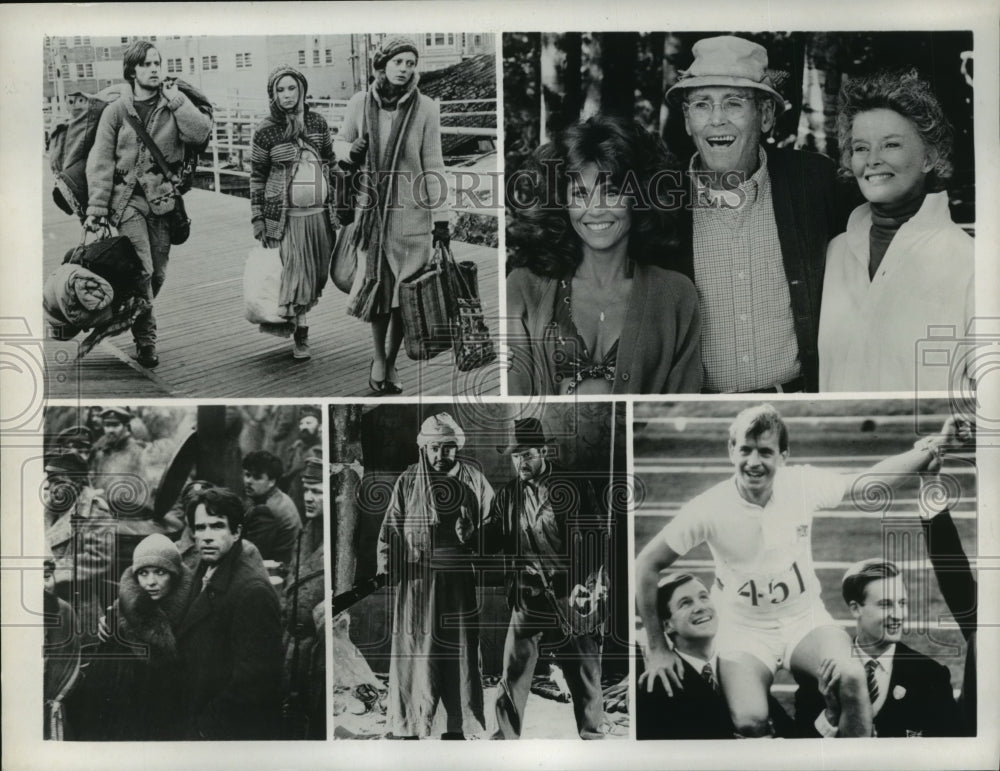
[86,85,213,225]
[250,110,338,241]
[506,264,703,395]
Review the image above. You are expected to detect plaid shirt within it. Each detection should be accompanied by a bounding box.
[691,149,801,392]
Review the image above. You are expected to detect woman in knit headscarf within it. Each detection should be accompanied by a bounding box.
[335,36,450,394]
[818,69,974,392]
[90,534,195,740]
[250,66,337,360]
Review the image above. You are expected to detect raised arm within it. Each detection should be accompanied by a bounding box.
[847,416,966,496]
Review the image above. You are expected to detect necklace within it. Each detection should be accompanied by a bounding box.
[573,277,630,323]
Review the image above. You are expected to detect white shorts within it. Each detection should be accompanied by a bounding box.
[714,600,836,675]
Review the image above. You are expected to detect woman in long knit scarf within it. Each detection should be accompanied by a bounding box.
[251,66,337,360]
[335,36,450,394]
[818,69,974,392]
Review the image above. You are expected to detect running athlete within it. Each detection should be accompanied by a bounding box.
[635,404,960,737]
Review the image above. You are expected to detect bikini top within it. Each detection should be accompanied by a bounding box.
[551,278,619,394]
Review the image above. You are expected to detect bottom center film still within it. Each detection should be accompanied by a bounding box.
[331,398,976,743]
[331,401,630,739]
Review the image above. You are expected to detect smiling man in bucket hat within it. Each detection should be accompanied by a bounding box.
[664,35,847,395]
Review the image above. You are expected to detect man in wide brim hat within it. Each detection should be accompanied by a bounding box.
[660,34,846,396]
[478,415,611,740]
[496,417,551,454]
[665,35,786,114]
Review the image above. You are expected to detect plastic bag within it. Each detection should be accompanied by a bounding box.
[243,245,285,325]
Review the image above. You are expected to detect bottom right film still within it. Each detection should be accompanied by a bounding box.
[632,399,976,740]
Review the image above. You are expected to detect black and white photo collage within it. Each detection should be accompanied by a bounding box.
[1,3,997,770]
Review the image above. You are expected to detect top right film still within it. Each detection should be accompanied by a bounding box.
[502,31,983,398]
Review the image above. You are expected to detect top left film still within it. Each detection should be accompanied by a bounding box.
[42,33,501,400]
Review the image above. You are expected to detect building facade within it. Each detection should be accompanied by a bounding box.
[44,33,496,114]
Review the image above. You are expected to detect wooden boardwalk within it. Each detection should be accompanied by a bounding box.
[43,184,501,400]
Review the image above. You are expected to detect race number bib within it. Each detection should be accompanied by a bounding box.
[734,561,808,608]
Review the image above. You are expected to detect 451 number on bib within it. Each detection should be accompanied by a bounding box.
[737,562,807,607]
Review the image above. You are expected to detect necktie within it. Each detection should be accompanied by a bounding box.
[702,662,718,693]
[865,660,880,704]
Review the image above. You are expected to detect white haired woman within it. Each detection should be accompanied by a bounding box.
[819,69,974,392]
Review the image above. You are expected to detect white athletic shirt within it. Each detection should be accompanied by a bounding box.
[662,466,847,620]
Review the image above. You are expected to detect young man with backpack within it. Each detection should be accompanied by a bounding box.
[84,40,213,368]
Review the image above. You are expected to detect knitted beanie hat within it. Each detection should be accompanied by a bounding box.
[267,65,308,102]
[373,35,419,71]
[132,533,182,576]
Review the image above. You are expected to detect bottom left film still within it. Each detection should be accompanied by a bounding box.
[41,404,327,741]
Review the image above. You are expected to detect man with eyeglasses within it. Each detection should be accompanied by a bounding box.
[467,418,610,739]
[665,36,848,393]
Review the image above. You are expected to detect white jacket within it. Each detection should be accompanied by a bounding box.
[819,192,975,392]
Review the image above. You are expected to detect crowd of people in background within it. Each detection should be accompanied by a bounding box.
[42,405,326,740]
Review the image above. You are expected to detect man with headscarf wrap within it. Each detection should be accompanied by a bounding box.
[377,412,493,739]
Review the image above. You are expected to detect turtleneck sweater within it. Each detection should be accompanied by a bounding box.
[867,192,926,280]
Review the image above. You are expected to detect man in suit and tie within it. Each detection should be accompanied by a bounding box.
[636,572,795,739]
[796,559,959,737]
[176,487,284,740]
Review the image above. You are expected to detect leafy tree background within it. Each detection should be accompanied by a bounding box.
[504,30,975,232]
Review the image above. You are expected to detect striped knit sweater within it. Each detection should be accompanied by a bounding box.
[250,110,338,241]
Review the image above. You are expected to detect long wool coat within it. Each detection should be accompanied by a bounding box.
[175,540,284,740]
[334,87,449,304]
[88,564,195,740]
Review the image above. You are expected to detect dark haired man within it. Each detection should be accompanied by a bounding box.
[84,39,212,368]
[664,36,848,393]
[242,450,302,564]
[795,559,959,737]
[469,418,610,740]
[176,487,283,740]
[636,573,795,739]
[282,405,322,517]
[636,404,962,738]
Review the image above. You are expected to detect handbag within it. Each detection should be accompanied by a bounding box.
[124,113,191,245]
[441,245,497,371]
[329,221,358,294]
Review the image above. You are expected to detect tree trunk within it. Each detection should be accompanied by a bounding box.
[331,404,364,596]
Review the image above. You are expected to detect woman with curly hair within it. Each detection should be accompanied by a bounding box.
[250,65,337,360]
[506,115,702,395]
[819,69,974,392]
[334,36,450,395]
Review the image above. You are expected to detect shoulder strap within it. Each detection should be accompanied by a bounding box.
[124,112,178,185]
